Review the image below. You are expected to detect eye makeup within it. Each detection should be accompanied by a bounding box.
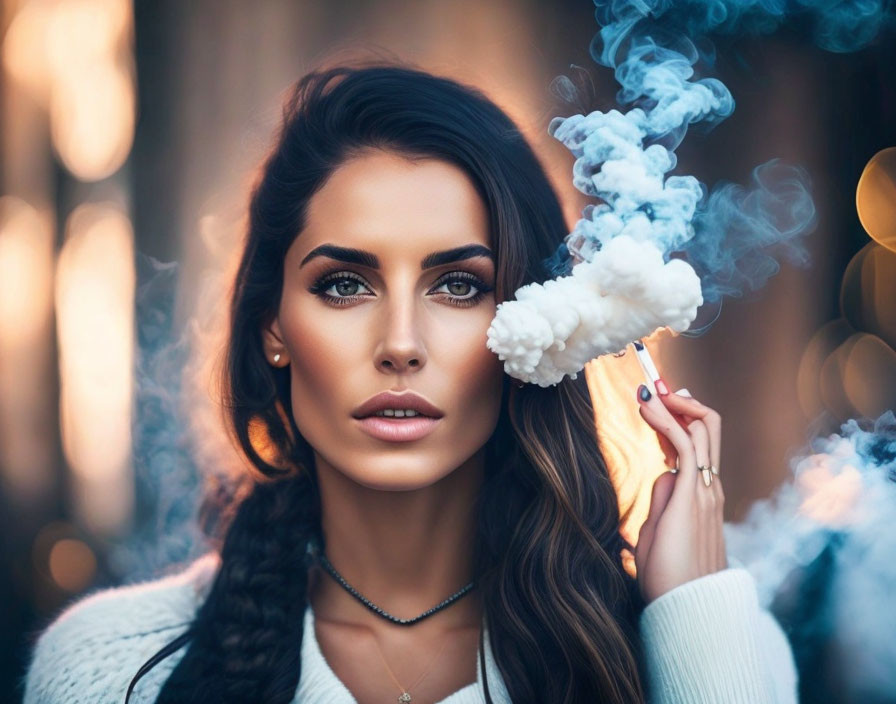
[307,268,495,308]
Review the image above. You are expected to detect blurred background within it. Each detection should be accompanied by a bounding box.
[0,0,894,702]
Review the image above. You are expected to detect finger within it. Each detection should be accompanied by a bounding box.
[636,385,697,486]
[659,389,722,469]
[668,389,726,566]
[702,472,727,573]
[714,477,727,569]
[658,433,678,469]
[679,414,714,572]
[636,471,677,575]
[665,389,721,573]
[665,389,698,431]
[685,417,710,473]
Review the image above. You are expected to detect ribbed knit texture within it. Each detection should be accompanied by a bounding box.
[21,553,796,703]
[638,566,797,704]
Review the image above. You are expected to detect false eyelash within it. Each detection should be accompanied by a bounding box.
[308,270,494,308]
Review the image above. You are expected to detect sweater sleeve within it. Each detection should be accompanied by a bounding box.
[21,553,219,704]
[22,598,191,704]
[638,565,798,704]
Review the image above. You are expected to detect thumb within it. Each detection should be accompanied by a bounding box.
[636,471,676,571]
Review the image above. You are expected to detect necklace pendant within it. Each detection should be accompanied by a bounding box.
[398,693,412,703]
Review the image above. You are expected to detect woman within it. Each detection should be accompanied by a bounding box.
[23,61,796,703]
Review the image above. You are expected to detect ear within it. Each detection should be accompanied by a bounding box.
[261,315,289,366]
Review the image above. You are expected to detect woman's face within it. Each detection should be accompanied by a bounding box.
[262,149,505,491]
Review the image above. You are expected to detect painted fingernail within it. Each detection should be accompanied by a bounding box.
[637,384,652,402]
[655,378,669,395]
[675,387,692,398]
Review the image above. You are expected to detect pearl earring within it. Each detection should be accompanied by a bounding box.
[273,353,281,364]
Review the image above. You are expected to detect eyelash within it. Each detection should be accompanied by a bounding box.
[308,270,494,308]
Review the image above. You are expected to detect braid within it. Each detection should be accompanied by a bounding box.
[128,471,320,703]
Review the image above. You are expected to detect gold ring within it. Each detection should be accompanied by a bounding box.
[710,465,720,476]
[698,465,714,487]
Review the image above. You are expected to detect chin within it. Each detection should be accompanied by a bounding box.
[349,465,452,492]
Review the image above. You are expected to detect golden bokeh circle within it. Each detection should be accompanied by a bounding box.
[856,147,896,253]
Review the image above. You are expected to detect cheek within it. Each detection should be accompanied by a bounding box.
[278,299,361,427]
[436,308,505,426]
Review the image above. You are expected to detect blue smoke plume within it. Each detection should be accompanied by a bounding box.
[107,254,205,580]
[725,411,896,701]
[545,0,889,312]
[593,0,891,59]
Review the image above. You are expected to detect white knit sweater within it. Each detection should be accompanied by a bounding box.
[21,552,797,703]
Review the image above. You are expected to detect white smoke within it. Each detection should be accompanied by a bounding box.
[725,411,896,700]
[486,235,701,387]
[486,0,830,385]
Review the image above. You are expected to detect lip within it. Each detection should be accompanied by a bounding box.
[354,415,442,443]
[351,390,444,420]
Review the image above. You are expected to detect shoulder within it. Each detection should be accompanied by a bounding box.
[22,551,220,704]
[639,564,798,703]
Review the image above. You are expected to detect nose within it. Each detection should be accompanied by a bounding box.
[374,294,427,375]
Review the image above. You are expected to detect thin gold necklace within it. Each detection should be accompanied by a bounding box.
[371,632,449,703]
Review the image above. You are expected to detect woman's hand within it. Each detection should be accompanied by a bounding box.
[633,383,728,604]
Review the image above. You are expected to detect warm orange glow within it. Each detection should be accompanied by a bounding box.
[31,520,97,593]
[56,202,135,534]
[2,0,136,181]
[819,333,863,422]
[45,0,131,76]
[585,331,672,576]
[810,325,896,423]
[797,319,855,420]
[841,334,896,419]
[866,245,896,351]
[48,537,97,592]
[50,59,136,181]
[856,147,896,253]
[0,197,54,348]
[840,241,896,352]
[0,197,56,500]
[247,414,283,469]
[1,1,55,100]
[797,455,863,528]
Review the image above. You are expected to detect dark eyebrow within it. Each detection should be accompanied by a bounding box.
[299,243,495,269]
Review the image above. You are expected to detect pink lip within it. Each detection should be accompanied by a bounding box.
[352,390,444,420]
[354,415,441,442]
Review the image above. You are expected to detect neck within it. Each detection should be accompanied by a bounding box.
[308,450,485,632]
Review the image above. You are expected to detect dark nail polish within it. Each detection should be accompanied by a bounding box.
[637,384,652,402]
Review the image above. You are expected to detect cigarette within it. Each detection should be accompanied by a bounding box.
[631,339,661,394]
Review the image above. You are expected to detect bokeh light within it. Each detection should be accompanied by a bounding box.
[856,147,896,253]
[31,520,98,594]
[841,334,896,420]
[48,538,97,592]
[1,0,136,181]
[49,59,136,181]
[819,332,863,422]
[0,197,56,500]
[56,202,135,535]
[797,318,855,420]
[840,241,896,350]
[0,197,54,350]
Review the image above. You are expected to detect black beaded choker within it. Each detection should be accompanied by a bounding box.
[309,540,476,626]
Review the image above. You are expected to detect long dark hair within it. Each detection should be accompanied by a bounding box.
[127,59,647,704]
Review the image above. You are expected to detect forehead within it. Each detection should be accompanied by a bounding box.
[297,150,491,261]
